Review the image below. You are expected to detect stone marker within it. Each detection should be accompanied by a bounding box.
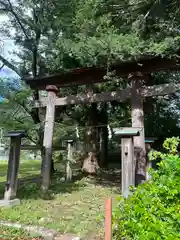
[113,127,140,198]
[0,131,26,207]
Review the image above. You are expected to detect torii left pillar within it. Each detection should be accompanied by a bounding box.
[0,131,26,207]
[41,85,58,192]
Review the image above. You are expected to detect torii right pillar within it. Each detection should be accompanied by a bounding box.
[129,72,148,185]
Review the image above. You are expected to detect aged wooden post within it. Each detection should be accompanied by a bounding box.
[113,128,139,197]
[0,131,26,206]
[99,126,108,167]
[66,140,73,181]
[129,72,147,185]
[99,103,108,167]
[41,85,58,192]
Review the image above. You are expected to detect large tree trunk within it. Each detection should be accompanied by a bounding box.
[82,103,100,174]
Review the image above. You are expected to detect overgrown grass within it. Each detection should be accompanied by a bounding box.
[0,160,120,239]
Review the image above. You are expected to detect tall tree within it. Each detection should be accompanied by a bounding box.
[0,78,38,145]
[0,0,70,186]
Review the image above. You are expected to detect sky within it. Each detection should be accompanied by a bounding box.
[0,14,19,101]
[0,14,18,79]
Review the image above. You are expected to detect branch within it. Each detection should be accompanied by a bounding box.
[7,0,30,40]
[13,118,37,144]
[14,99,40,124]
[25,136,37,145]
[65,109,82,123]
[0,63,5,70]
[0,1,10,10]
[144,0,168,19]
[0,0,30,40]
[0,8,8,11]
[0,55,20,76]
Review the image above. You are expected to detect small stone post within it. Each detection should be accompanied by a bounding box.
[41,85,58,192]
[121,137,134,198]
[113,128,140,198]
[1,131,26,206]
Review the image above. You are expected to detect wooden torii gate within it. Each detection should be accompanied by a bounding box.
[24,55,180,191]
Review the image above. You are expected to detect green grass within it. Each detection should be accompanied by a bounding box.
[0,160,120,239]
[0,225,42,239]
[0,160,41,182]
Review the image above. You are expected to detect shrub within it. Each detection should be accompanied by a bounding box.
[113,137,180,240]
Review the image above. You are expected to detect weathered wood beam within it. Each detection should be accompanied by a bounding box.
[34,88,131,107]
[24,57,180,90]
[34,83,180,108]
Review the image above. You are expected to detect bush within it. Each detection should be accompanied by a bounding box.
[113,137,180,240]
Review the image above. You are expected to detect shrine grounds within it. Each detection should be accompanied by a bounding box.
[0,160,119,239]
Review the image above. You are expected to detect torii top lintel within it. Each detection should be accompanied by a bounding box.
[24,56,180,90]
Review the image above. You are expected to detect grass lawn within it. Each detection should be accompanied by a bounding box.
[0,226,42,240]
[0,160,120,239]
[0,160,41,182]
